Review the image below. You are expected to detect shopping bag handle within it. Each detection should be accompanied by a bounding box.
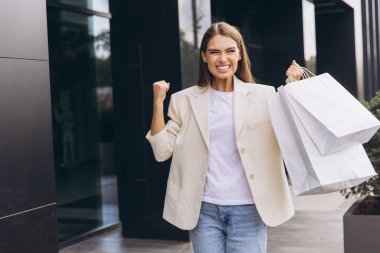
[286,75,298,83]
[302,67,316,79]
[286,67,316,84]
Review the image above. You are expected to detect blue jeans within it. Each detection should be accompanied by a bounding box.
[190,201,267,253]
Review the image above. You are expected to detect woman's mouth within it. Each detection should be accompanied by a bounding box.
[216,65,231,72]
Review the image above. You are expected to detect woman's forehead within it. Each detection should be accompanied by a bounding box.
[207,35,238,50]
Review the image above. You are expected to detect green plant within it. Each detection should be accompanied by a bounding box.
[341,91,380,199]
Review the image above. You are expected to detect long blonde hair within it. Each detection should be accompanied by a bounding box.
[197,22,255,87]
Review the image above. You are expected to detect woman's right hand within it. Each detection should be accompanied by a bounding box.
[150,80,170,136]
[153,80,170,105]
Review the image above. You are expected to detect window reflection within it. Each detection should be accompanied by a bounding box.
[178,0,211,87]
[47,7,117,243]
[51,0,109,13]
[302,0,317,73]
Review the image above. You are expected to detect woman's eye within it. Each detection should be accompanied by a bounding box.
[228,50,235,53]
[210,51,218,54]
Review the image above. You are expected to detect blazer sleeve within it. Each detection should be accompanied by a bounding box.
[270,85,276,94]
[145,94,181,162]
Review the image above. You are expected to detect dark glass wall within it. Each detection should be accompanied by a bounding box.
[314,0,357,96]
[211,0,357,96]
[0,0,58,252]
[211,0,305,87]
[362,0,380,100]
[110,0,188,240]
[49,0,110,13]
[178,0,211,88]
[47,0,119,243]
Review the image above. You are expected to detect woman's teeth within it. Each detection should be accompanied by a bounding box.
[216,65,230,70]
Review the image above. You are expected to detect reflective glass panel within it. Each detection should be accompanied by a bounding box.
[302,0,317,73]
[178,0,211,88]
[52,0,109,13]
[47,8,118,242]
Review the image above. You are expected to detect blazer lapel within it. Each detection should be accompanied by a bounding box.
[233,76,251,139]
[189,77,251,148]
[189,86,210,149]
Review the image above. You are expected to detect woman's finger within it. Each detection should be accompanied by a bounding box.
[292,60,301,67]
[153,81,170,91]
[289,65,300,70]
[285,60,303,84]
[289,65,302,73]
[289,66,303,76]
[286,69,297,76]
[287,70,303,80]
[159,81,170,91]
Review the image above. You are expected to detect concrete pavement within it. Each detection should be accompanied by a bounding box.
[61,190,355,253]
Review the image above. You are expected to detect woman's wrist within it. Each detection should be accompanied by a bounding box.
[153,101,164,108]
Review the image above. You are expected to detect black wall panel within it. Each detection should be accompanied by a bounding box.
[0,0,49,60]
[0,0,58,252]
[362,0,380,99]
[110,0,188,240]
[0,58,55,217]
[0,205,58,253]
[211,0,305,87]
[315,1,357,96]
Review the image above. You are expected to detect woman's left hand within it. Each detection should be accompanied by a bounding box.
[285,60,303,84]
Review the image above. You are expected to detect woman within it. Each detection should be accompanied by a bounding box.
[146,22,303,253]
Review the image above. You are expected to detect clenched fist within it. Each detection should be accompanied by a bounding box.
[153,80,170,105]
[285,60,304,84]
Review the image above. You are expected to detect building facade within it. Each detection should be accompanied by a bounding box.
[0,0,378,252]
[0,0,58,252]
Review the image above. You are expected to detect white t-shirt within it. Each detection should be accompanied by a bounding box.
[202,87,254,205]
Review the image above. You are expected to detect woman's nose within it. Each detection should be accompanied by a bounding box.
[218,54,227,62]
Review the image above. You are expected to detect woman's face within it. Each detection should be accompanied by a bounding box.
[201,34,241,82]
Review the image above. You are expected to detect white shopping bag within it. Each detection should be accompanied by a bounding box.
[283,73,380,155]
[266,89,377,195]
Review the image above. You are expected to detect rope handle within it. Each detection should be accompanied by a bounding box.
[286,67,316,83]
[302,67,316,79]
[286,75,298,84]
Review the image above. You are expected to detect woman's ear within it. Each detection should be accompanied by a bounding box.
[201,50,207,63]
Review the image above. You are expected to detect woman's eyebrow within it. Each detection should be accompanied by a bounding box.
[207,47,237,52]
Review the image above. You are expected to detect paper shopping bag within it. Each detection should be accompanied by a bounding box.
[283,73,380,155]
[266,89,377,195]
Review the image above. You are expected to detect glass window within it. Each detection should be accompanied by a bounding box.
[47,7,117,242]
[178,0,211,88]
[302,0,317,73]
[51,0,109,13]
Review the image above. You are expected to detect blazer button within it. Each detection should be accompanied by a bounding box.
[240,147,246,154]
[249,174,255,180]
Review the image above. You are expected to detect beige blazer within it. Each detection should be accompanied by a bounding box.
[146,76,294,230]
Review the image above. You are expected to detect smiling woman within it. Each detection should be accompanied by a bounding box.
[198,23,254,90]
[201,35,241,91]
[146,21,303,253]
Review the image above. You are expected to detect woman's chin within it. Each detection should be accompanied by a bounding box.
[212,72,234,80]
